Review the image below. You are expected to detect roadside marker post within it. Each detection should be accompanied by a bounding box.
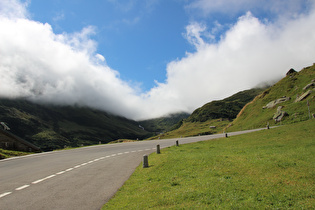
[143,155,149,168]
[156,145,160,154]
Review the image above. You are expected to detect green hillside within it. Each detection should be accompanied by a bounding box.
[0,99,151,151]
[138,112,190,134]
[153,88,266,139]
[228,64,315,131]
[187,88,266,122]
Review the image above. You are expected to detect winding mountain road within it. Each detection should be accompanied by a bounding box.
[0,127,268,210]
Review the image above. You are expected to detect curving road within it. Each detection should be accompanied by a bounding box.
[0,127,269,210]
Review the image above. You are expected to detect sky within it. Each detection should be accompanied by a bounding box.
[0,0,315,120]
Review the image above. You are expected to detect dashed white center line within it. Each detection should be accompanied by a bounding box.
[1,148,153,199]
[32,178,45,184]
[56,171,65,175]
[0,192,12,198]
[15,185,30,191]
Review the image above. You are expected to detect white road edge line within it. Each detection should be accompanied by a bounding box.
[15,185,30,191]
[0,192,12,198]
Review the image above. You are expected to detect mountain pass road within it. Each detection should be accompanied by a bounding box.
[0,127,269,210]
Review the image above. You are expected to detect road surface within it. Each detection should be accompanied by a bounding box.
[0,127,269,210]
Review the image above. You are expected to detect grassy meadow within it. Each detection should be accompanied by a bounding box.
[149,119,230,140]
[103,119,314,209]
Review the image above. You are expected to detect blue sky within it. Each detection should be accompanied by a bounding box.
[28,0,194,91]
[1,0,315,120]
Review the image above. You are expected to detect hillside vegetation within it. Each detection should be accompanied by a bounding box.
[187,88,266,122]
[138,112,190,134]
[104,119,314,209]
[0,99,151,151]
[153,88,266,139]
[228,64,315,131]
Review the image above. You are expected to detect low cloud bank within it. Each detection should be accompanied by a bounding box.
[1,0,315,120]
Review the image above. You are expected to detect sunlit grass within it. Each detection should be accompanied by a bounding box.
[0,149,33,159]
[103,120,315,209]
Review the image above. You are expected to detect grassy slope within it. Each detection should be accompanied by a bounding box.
[149,119,229,139]
[150,88,266,139]
[187,88,265,122]
[228,64,315,131]
[138,112,190,134]
[103,119,315,209]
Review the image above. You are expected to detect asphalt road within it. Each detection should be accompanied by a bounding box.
[0,127,268,210]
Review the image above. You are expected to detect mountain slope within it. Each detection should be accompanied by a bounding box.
[228,64,315,131]
[0,99,151,151]
[150,87,267,139]
[138,112,190,134]
[187,88,266,122]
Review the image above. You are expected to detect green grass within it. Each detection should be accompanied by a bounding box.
[103,120,315,209]
[0,149,33,159]
[148,119,230,140]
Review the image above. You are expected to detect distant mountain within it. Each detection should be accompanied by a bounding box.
[138,112,190,134]
[186,88,267,123]
[0,99,151,151]
[229,63,315,131]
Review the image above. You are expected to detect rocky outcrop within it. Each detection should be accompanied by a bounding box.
[286,68,297,76]
[295,89,313,102]
[273,106,288,122]
[303,82,315,90]
[263,96,291,109]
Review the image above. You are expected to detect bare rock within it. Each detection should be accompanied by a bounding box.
[295,90,312,102]
[303,82,315,90]
[263,96,291,109]
[273,106,288,122]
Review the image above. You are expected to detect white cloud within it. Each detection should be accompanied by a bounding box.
[1,0,315,121]
[95,54,106,62]
[0,0,29,19]
[143,9,315,118]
